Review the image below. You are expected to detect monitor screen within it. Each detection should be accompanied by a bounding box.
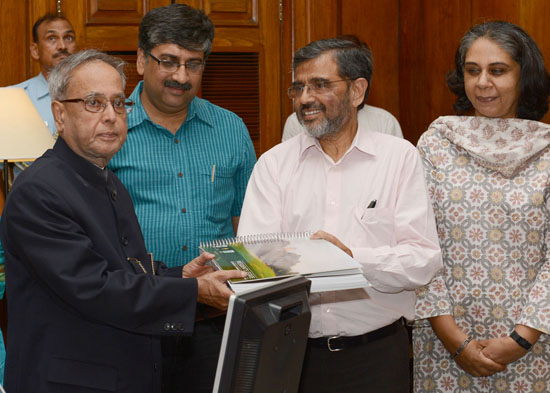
[213,275,312,393]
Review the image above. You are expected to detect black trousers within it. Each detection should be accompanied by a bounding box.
[299,321,410,393]
[161,315,225,393]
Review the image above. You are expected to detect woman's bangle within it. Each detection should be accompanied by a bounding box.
[451,336,473,359]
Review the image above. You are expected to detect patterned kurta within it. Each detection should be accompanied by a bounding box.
[414,116,550,393]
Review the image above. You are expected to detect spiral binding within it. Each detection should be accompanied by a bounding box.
[200,231,313,248]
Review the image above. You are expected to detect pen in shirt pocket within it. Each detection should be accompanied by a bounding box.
[361,199,377,219]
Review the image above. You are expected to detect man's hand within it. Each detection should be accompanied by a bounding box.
[311,230,353,257]
[182,252,216,278]
[454,338,507,377]
[196,270,248,310]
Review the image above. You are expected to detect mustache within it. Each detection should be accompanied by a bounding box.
[164,80,192,91]
[53,49,70,58]
[300,103,326,113]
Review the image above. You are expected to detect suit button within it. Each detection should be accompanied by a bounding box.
[164,323,171,331]
[111,191,117,201]
[171,323,177,331]
[121,236,128,246]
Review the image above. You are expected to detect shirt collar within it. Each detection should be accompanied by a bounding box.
[127,81,213,130]
[33,73,50,100]
[53,137,110,185]
[297,123,376,163]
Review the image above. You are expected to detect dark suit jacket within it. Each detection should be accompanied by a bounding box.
[1,138,199,393]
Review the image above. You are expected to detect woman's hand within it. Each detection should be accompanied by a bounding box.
[479,337,527,365]
[454,338,506,377]
[480,325,540,365]
[429,315,506,377]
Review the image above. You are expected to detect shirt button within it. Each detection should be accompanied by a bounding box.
[111,191,117,201]
[178,172,183,178]
[174,139,179,144]
[182,245,187,251]
[181,208,186,213]
[121,236,128,246]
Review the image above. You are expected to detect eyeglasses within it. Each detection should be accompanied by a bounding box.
[60,95,134,115]
[287,79,350,99]
[147,53,205,74]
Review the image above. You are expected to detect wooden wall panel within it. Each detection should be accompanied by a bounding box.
[399,0,471,142]
[518,0,550,124]
[291,0,340,55]
[472,0,520,25]
[203,0,258,26]
[341,0,399,121]
[257,0,283,152]
[0,1,28,87]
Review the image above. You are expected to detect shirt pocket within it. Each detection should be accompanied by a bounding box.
[197,165,236,219]
[352,206,396,247]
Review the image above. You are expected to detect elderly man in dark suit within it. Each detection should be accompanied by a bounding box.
[0,49,245,393]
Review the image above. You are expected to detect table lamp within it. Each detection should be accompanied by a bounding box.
[0,88,55,195]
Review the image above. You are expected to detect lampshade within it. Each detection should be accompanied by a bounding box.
[0,88,55,161]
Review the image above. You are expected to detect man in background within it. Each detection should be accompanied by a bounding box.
[1,49,245,393]
[108,4,256,393]
[238,36,442,393]
[281,36,402,142]
[8,13,77,135]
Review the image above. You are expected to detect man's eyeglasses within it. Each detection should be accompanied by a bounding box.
[287,79,350,99]
[59,95,134,115]
[147,53,205,74]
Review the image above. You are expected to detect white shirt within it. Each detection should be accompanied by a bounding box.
[281,104,403,142]
[238,128,442,337]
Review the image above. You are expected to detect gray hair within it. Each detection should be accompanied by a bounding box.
[49,49,127,100]
[138,4,215,58]
[293,35,373,109]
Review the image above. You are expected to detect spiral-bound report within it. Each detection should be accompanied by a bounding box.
[200,232,369,293]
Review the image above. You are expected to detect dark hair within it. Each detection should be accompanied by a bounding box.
[49,50,127,101]
[138,4,215,58]
[32,13,72,43]
[447,20,550,120]
[293,35,373,109]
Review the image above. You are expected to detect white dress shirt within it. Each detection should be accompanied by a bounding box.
[281,104,403,142]
[238,127,442,337]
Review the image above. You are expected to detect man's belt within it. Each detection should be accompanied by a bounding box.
[308,318,403,352]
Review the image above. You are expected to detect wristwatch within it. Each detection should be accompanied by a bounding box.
[510,330,532,350]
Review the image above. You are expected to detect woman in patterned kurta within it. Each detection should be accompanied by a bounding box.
[414,21,550,393]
